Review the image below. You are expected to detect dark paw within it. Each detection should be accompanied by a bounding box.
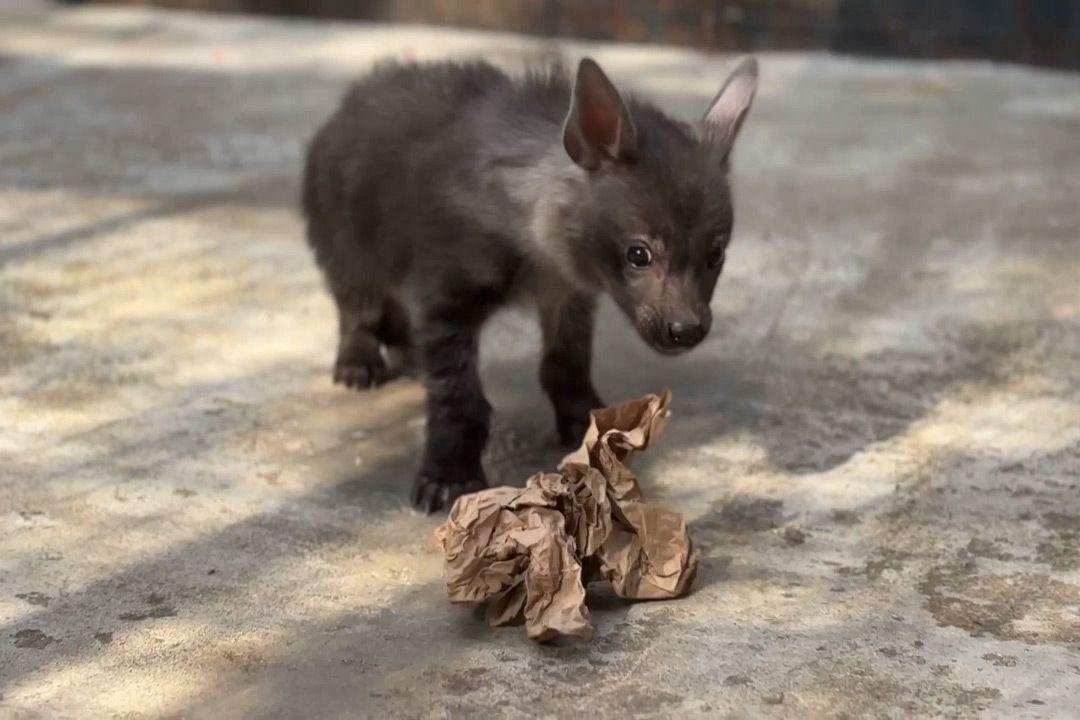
[410,473,487,513]
[555,412,592,447]
[555,393,602,446]
[332,358,390,390]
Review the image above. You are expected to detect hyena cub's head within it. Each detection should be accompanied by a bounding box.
[562,57,758,355]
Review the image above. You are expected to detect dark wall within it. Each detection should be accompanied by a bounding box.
[79,0,1080,69]
[835,0,1080,69]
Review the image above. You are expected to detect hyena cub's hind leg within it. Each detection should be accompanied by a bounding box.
[333,292,414,390]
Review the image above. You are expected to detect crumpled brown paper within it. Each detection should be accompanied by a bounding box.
[433,391,697,642]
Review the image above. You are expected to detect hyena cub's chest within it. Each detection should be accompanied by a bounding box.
[504,249,593,315]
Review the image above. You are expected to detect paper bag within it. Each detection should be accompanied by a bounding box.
[434,391,697,642]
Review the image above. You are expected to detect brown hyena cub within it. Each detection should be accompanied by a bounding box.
[302,57,758,511]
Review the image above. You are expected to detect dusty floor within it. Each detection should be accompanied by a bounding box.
[1,3,1079,718]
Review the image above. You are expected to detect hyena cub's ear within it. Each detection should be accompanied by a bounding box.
[702,57,759,160]
[562,58,638,171]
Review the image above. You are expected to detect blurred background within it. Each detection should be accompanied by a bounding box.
[65,0,1080,69]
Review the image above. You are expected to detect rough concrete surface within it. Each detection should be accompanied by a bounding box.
[1,3,1079,718]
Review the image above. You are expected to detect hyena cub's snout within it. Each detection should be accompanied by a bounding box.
[645,302,712,354]
[666,313,709,348]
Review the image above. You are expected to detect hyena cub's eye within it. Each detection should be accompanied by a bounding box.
[626,245,653,268]
[706,246,726,269]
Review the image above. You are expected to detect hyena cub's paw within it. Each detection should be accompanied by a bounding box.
[333,359,389,389]
[555,412,591,447]
[554,393,603,447]
[410,471,488,514]
[333,346,390,389]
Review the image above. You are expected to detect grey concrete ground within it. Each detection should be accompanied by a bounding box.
[1,3,1079,718]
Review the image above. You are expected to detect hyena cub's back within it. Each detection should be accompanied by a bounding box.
[302,61,509,250]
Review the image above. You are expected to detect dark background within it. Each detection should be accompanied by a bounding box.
[72,0,1080,70]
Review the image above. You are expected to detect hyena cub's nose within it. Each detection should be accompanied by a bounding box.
[667,320,706,347]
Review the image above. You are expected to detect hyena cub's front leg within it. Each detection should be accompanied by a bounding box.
[410,317,491,512]
[539,293,603,445]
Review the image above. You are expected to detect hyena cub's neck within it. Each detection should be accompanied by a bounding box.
[502,147,597,296]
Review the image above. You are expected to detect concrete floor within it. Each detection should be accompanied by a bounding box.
[1,3,1079,718]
